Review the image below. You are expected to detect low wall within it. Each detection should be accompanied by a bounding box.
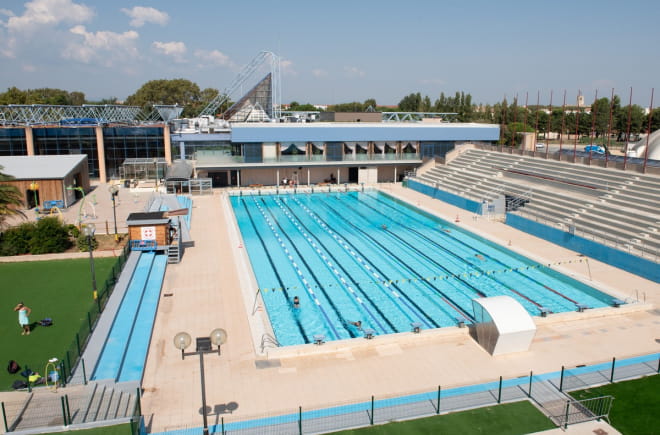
[406,179,482,214]
[506,213,660,283]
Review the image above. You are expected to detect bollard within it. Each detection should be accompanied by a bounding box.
[528,371,533,397]
[610,357,616,383]
[497,376,502,403]
[436,385,441,414]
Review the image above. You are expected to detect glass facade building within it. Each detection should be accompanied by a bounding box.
[0,128,27,156]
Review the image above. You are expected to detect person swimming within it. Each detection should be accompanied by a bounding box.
[293,296,300,308]
[349,320,362,330]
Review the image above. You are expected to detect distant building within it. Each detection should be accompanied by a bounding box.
[319,112,382,122]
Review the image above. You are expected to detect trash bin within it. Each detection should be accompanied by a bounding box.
[124,179,131,188]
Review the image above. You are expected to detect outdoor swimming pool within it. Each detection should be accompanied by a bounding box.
[231,191,615,346]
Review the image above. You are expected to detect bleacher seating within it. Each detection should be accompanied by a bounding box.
[411,148,660,258]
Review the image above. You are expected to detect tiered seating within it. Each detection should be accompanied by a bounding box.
[412,148,660,257]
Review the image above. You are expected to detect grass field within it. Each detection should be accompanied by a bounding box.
[333,401,555,434]
[569,375,660,435]
[0,258,117,390]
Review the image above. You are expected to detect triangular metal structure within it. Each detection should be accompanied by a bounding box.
[222,74,273,122]
[154,105,184,122]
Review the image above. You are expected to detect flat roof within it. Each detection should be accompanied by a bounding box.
[230,122,500,143]
[0,154,86,180]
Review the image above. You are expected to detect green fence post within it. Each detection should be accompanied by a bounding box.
[60,396,68,426]
[528,371,533,397]
[60,361,67,387]
[559,366,565,392]
[497,376,503,403]
[657,356,660,373]
[82,358,87,385]
[136,388,142,416]
[221,417,225,435]
[610,357,616,383]
[436,385,441,414]
[370,395,374,425]
[87,311,92,331]
[65,394,72,425]
[563,400,570,429]
[2,402,9,432]
[298,406,302,435]
[76,333,81,356]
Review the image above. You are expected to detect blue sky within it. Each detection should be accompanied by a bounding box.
[1,0,658,106]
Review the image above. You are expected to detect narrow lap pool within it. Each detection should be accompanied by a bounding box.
[231,191,614,346]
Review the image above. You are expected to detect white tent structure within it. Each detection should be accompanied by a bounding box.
[472,296,537,356]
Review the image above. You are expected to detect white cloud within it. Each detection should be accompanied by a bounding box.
[152,41,186,62]
[343,66,365,78]
[312,69,327,78]
[7,0,93,34]
[195,49,235,68]
[0,0,93,58]
[22,64,36,72]
[121,6,169,28]
[63,25,139,65]
[280,59,296,76]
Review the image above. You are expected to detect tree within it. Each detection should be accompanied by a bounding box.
[126,79,203,117]
[0,166,25,229]
[647,108,660,132]
[398,93,422,112]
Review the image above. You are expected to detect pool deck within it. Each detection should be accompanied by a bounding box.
[140,184,659,433]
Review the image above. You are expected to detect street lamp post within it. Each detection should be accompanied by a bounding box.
[153,158,159,190]
[174,328,228,435]
[82,224,98,305]
[108,185,119,240]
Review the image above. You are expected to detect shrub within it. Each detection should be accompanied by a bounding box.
[0,222,35,256]
[77,233,98,252]
[67,224,80,238]
[29,217,72,254]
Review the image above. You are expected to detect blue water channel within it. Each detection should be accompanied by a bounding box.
[92,252,168,382]
[231,191,615,347]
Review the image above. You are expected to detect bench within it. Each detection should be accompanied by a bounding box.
[576,303,589,312]
[539,307,552,317]
[455,317,467,328]
[313,334,325,345]
[411,322,422,333]
[363,328,376,339]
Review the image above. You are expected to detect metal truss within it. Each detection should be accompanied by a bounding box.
[137,105,184,123]
[382,112,458,122]
[199,51,281,120]
[0,104,142,126]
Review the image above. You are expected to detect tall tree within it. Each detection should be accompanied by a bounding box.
[126,79,203,117]
[0,166,25,229]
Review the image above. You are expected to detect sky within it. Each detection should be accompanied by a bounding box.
[1,0,659,107]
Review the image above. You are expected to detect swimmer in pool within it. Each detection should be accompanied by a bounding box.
[293,296,300,308]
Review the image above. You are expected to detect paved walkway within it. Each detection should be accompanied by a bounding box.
[139,185,659,434]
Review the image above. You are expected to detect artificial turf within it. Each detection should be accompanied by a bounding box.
[333,401,555,434]
[0,257,117,390]
[569,374,660,435]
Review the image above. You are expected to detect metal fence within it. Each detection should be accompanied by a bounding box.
[148,353,659,435]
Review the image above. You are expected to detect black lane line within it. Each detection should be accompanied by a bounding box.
[362,193,558,309]
[278,197,397,333]
[240,198,310,343]
[291,195,438,329]
[317,196,472,321]
[259,197,357,338]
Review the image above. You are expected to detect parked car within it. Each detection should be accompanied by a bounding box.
[584,145,605,154]
[535,142,545,149]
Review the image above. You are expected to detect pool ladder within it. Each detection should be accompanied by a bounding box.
[260,333,280,353]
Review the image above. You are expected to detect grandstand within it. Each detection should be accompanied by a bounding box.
[409,145,660,264]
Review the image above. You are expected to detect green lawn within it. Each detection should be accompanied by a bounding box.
[333,401,555,434]
[0,258,117,390]
[43,423,132,435]
[569,375,660,435]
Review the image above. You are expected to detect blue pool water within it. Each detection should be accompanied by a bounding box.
[92,252,168,381]
[231,191,615,346]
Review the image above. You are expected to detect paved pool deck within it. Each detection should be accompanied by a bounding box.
[139,184,659,433]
